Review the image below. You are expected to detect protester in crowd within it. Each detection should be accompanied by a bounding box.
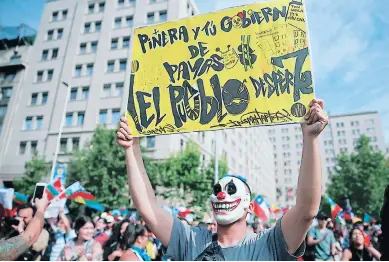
[326,218,334,230]
[58,216,102,261]
[104,219,132,261]
[0,197,49,261]
[45,210,76,261]
[145,227,161,260]
[94,215,115,247]
[379,184,388,261]
[120,224,151,261]
[207,220,217,233]
[252,220,264,234]
[12,202,50,261]
[341,227,381,261]
[333,230,343,261]
[117,98,328,260]
[307,212,336,261]
[197,222,208,230]
[94,216,108,237]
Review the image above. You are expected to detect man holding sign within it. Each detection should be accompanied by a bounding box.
[117,98,328,260]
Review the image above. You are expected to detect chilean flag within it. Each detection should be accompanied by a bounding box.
[253,195,270,221]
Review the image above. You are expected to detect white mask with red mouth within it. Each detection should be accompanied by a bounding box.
[210,176,251,225]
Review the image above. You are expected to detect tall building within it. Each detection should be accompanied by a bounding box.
[268,111,386,207]
[0,0,276,202]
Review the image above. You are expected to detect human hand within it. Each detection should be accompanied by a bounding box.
[301,99,328,138]
[12,217,25,233]
[35,194,49,213]
[64,246,72,261]
[117,117,136,150]
[76,246,85,258]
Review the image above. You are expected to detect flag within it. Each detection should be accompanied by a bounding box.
[270,203,282,214]
[64,183,104,211]
[177,206,192,219]
[253,195,270,221]
[344,199,355,221]
[326,195,343,219]
[14,192,29,204]
[353,216,362,223]
[335,215,346,228]
[73,196,104,211]
[62,182,85,198]
[45,178,63,201]
[53,164,67,187]
[363,213,375,224]
[0,188,14,210]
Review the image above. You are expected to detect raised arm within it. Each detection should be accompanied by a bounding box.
[117,117,173,247]
[0,196,49,261]
[59,209,71,233]
[281,99,328,253]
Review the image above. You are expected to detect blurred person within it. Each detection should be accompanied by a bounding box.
[326,218,334,230]
[0,197,49,261]
[341,228,381,261]
[117,99,328,260]
[379,184,388,260]
[45,210,76,261]
[94,215,115,247]
[120,224,151,261]
[207,220,217,233]
[252,221,264,234]
[145,226,161,260]
[307,212,336,261]
[94,217,108,237]
[198,222,208,230]
[246,223,254,234]
[58,216,102,261]
[104,219,132,261]
[333,230,343,261]
[13,203,50,261]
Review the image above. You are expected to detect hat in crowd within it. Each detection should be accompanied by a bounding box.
[316,212,329,221]
[105,215,115,223]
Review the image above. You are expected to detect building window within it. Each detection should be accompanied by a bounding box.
[159,11,167,22]
[123,37,130,48]
[42,92,48,104]
[62,10,68,19]
[112,109,120,123]
[103,84,111,97]
[47,70,54,81]
[36,116,43,129]
[107,61,115,72]
[52,11,59,21]
[91,41,98,53]
[99,110,107,124]
[60,138,67,153]
[9,55,21,62]
[126,16,133,27]
[37,71,44,82]
[84,23,91,33]
[77,112,85,126]
[115,82,124,96]
[72,137,80,150]
[86,64,93,75]
[99,2,105,12]
[47,30,54,40]
[80,43,87,54]
[147,136,156,148]
[95,21,102,32]
[41,50,49,60]
[75,65,82,77]
[129,0,135,5]
[1,86,12,98]
[119,60,127,71]
[88,3,95,14]
[25,117,33,130]
[19,141,27,155]
[66,113,73,126]
[82,87,89,100]
[150,0,156,3]
[31,93,38,105]
[30,141,38,154]
[147,13,155,24]
[118,0,124,8]
[111,38,119,49]
[114,17,121,28]
[70,88,77,100]
[57,29,63,39]
[52,48,58,59]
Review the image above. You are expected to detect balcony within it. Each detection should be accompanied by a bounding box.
[0,56,27,71]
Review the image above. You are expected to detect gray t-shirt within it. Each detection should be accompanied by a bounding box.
[166,218,305,261]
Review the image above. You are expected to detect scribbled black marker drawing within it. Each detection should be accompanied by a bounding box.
[238,35,257,71]
[215,45,239,69]
[290,102,306,117]
[222,79,249,115]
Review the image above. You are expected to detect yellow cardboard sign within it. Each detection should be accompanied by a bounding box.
[126,0,314,137]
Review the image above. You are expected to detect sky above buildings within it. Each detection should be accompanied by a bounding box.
[1,0,388,142]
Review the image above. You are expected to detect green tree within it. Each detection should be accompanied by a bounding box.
[13,154,51,196]
[326,135,389,218]
[67,126,129,209]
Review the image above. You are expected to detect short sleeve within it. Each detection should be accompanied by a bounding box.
[308,227,315,238]
[165,218,210,261]
[265,218,306,260]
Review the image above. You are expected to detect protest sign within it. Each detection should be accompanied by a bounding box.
[126,0,314,136]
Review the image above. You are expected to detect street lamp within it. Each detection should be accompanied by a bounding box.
[49,81,71,182]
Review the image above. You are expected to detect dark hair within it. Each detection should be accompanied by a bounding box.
[349,227,364,247]
[380,185,389,261]
[120,221,136,250]
[198,222,208,230]
[17,203,36,216]
[74,216,94,235]
[135,224,147,240]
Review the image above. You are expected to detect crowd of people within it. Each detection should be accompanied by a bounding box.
[0,98,388,261]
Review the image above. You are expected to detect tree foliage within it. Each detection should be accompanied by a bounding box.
[326,135,389,218]
[13,154,51,196]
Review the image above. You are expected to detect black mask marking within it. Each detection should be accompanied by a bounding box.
[213,183,222,196]
[226,179,237,195]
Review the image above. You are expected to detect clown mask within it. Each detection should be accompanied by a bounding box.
[210,176,251,225]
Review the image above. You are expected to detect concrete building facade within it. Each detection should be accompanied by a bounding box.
[268,111,386,207]
[0,0,277,202]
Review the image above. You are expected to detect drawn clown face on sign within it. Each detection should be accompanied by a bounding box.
[210,176,251,225]
[229,12,244,28]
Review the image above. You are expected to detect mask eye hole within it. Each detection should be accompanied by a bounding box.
[213,184,222,196]
[226,180,237,195]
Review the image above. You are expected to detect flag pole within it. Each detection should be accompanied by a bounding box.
[214,131,219,184]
